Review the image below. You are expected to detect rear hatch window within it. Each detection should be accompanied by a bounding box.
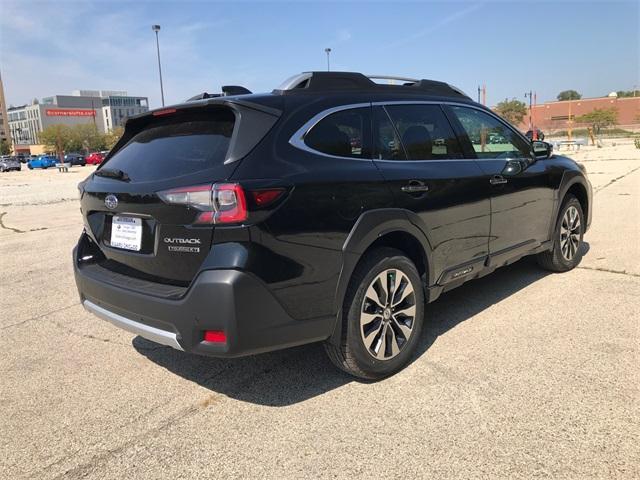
[103,109,235,182]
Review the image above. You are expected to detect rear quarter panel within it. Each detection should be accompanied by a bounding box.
[231,95,394,322]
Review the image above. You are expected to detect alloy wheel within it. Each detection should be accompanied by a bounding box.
[560,205,581,261]
[360,269,416,360]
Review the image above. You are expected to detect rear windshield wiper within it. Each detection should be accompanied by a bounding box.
[94,168,130,182]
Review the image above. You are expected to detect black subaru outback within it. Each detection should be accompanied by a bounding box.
[74,72,592,379]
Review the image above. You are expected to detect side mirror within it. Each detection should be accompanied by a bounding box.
[532,140,553,159]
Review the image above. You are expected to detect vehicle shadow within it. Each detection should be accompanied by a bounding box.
[134,256,570,407]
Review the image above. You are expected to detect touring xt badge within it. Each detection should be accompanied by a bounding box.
[163,237,201,253]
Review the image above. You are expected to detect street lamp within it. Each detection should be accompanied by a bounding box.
[152,24,165,107]
[525,90,534,137]
[324,48,331,71]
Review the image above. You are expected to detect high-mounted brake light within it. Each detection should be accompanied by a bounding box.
[157,183,248,225]
[152,108,177,116]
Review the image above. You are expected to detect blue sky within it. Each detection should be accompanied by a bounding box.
[1,0,638,108]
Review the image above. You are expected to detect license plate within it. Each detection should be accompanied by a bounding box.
[110,216,143,251]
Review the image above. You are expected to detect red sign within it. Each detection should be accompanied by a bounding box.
[45,109,95,117]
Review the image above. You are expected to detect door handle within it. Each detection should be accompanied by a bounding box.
[489,175,508,185]
[401,181,429,194]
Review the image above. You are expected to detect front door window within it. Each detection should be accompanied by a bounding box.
[450,106,531,159]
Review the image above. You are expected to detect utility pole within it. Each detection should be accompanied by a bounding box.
[324,48,332,71]
[152,25,165,107]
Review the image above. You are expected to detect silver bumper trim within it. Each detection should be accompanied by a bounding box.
[83,300,183,351]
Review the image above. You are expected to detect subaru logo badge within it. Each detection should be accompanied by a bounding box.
[104,194,118,210]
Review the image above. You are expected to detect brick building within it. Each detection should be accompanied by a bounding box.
[517,96,640,133]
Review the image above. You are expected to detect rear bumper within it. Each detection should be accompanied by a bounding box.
[73,247,331,357]
[83,300,184,350]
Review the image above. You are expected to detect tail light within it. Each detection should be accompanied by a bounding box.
[158,183,248,224]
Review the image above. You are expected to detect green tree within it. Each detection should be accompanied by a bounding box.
[616,90,640,98]
[494,98,528,125]
[557,90,582,101]
[104,126,124,150]
[72,124,106,152]
[39,124,76,167]
[576,108,618,135]
[0,139,11,155]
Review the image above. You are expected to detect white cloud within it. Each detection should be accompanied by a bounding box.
[386,3,484,49]
[336,28,352,43]
[0,1,235,108]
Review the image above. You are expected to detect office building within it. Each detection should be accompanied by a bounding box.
[8,90,149,153]
[0,72,10,149]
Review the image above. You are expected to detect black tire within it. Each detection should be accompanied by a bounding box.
[537,195,584,272]
[324,247,425,380]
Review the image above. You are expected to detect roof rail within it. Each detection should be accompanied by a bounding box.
[366,74,420,84]
[273,71,470,99]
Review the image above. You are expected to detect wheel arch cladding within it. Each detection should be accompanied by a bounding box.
[327,209,433,346]
[566,182,589,222]
[363,231,428,282]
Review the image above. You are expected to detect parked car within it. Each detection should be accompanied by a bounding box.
[27,155,58,169]
[0,156,21,172]
[64,153,86,166]
[15,154,27,163]
[526,129,545,141]
[86,152,105,165]
[74,71,592,379]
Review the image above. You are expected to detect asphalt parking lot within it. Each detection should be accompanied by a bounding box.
[1,146,638,479]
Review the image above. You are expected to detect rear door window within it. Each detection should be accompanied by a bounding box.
[374,106,406,160]
[304,107,371,158]
[103,109,235,182]
[384,104,462,160]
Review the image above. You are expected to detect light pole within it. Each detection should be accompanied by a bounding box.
[152,25,165,107]
[324,48,331,71]
[525,90,534,138]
